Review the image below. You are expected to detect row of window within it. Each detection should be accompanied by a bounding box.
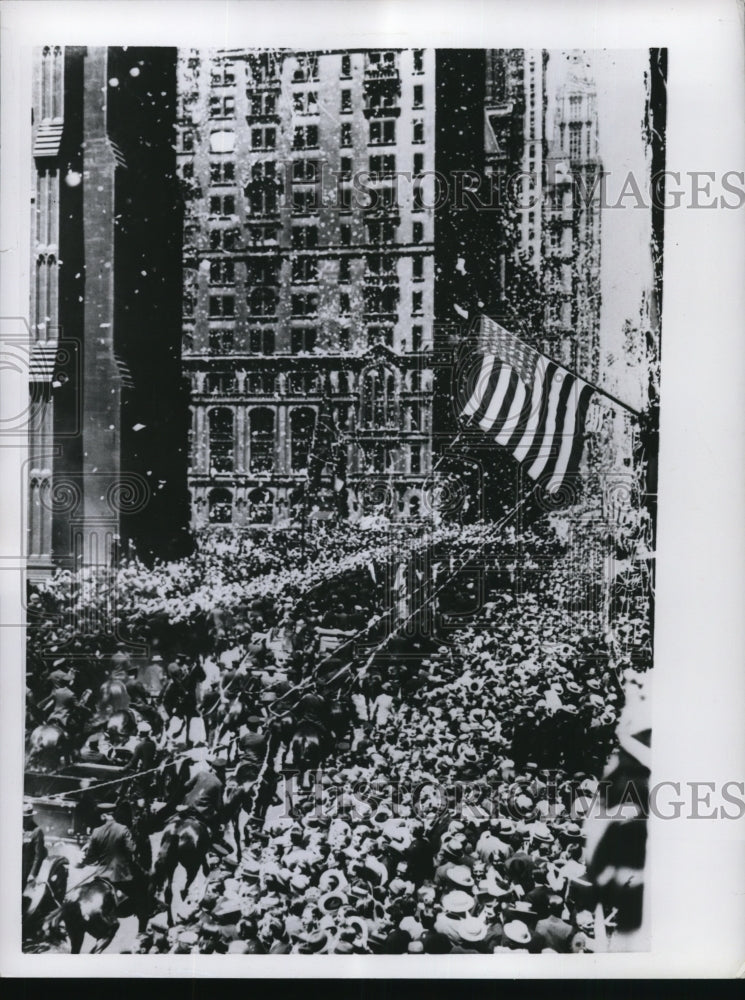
[195,154,426,193]
[203,405,426,476]
[181,115,424,153]
[200,254,424,286]
[206,50,423,90]
[203,482,426,525]
[197,323,426,355]
[201,220,428,250]
[200,287,423,319]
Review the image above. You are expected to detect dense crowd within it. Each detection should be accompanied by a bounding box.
[23,514,652,954]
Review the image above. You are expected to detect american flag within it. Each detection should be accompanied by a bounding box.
[461,316,597,495]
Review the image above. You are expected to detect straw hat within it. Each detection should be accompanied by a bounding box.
[440,890,474,915]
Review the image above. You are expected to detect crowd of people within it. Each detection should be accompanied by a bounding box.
[23,513,652,955]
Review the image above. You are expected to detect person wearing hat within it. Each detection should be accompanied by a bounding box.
[138,653,165,698]
[533,894,575,953]
[77,801,148,904]
[21,800,47,892]
[433,889,478,945]
[120,720,157,792]
[179,755,231,856]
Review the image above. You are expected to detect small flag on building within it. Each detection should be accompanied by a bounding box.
[461,316,597,495]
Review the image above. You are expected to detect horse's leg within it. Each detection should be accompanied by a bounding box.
[62,905,85,955]
[164,873,174,927]
[90,918,119,954]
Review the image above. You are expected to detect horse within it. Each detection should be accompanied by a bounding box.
[287,719,331,789]
[22,855,69,944]
[53,875,152,954]
[150,813,212,926]
[97,677,130,715]
[27,723,70,771]
[223,730,283,859]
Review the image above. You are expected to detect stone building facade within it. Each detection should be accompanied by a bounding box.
[177,48,436,528]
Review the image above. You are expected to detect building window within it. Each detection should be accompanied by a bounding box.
[246,372,275,394]
[338,327,350,350]
[249,408,275,472]
[411,324,422,351]
[412,221,424,243]
[369,153,396,176]
[407,401,421,431]
[205,372,236,394]
[208,487,233,524]
[210,160,235,185]
[338,257,351,281]
[292,224,318,248]
[413,84,424,108]
[341,54,351,78]
[569,122,582,160]
[291,327,317,353]
[292,186,319,214]
[247,91,277,116]
[210,93,235,117]
[293,124,319,149]
[249,51,280,84]
[247,287,277,316]
[290,407,316,471]
[209,328,234,354]
[291,292,319,316]
[209,294,235,317]
[341,89,352,113]
[339,156,353,180]
[369,119,396,145]
[367,219,397,243]
[339,291,350,314]
[412,290,423,314]
[246,161,280,215]
[413,49,424,73]
[209,227,238,251]
[360,366,397,428]
[247,487,274,524]
[340,224,351,246]
[293,54,319,82]
[210,130,235,154]
[210,260,235,284]
[251,125,276,150]
[412,256,423,280]
[211,63,235,87]
[209,407,234,472]
[249,328,275,354]
[366,253,395,275]
[410,443,422,474]
[293,158,318,181]
[210,193,236,217]
[292,256,318,282]
[181,130,194,152]
[341,122,353,147]
[364,284,398,314]
[412,118,424,144]
[293,90,319,115]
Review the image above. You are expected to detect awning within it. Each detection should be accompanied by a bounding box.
[33,120,64,159]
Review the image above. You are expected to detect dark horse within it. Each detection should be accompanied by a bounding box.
[287,719,331,789]
[151,814,212,926]
[53,876,151,954]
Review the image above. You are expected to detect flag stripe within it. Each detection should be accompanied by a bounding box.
[459,316,599,498]
[462,355,494,418]
[478,362,512,432]
[529,369,575,481]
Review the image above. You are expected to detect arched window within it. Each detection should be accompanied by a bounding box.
[249,407,274,472]
[360,366,397,428]
[247,487,273,523]
[408,494,421,519]
[290,407,316,471]
[208,487,233,524]
[209,407,234,472]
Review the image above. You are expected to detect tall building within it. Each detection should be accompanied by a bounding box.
[27,46,188,577]
[543,52,602,382]
[177,48,436,528]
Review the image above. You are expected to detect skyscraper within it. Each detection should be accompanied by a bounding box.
[177,48,436,528]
